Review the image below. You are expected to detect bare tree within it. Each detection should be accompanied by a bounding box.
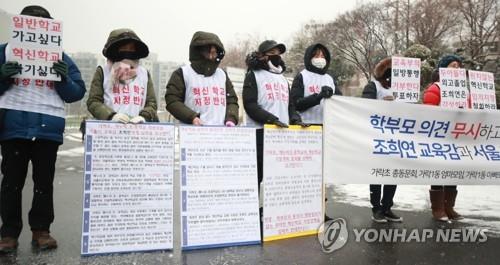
[219,34,261,70]
[287,21,356,88]
[454,0,499,61]
[319,3,392,81]
[408,0,458,50]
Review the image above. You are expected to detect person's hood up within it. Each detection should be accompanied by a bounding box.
[304,43,331,74]
[189,31,225,76]
[102,28,149,61]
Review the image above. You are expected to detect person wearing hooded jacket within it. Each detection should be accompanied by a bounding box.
[87,29,158,123]
[165,31,239,126]
[422,55,465,222]
[291,43,342,125]
[361,57,403,223]
[0,6,86,252]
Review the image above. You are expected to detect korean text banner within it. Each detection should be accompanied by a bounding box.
[323,96,500,185]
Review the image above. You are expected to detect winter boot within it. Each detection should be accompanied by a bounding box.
[429,190,449,222]
[32,230,57,250]
[444,189,463,220]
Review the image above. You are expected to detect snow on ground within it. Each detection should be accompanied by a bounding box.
[65,132,83,143]
[329,184,500,234]
[57,146,84,157]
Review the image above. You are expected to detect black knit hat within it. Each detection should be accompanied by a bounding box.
[20,5,52,19]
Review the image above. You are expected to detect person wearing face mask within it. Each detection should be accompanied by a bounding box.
[0,5,86,252]
[243,40,306,187]
[165,31,239,126]
[291,43,342,125]
[87,29,158,123]
[423,55,465,222]
[361,57,403,223]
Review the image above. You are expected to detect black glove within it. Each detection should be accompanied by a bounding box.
[272,119,288,128]
[293,121,310,128]
[319,86,334,99]
[0,61,22,81]
[53,60,68,80]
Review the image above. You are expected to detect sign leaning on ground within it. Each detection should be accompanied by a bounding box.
[7,14,63,81]
[324,96,500,185]
[391,56,421,103]
[179,126,261,250]
[81,121,175,255]
[263,125,324,242]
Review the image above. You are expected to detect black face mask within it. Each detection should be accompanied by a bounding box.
[268,55,282,67]
[113,51,140,62]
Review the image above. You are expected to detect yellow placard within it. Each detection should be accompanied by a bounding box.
[263,229,318,242]
[264,124,322,131]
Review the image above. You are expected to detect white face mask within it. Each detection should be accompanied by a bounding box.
[311,57,327,69]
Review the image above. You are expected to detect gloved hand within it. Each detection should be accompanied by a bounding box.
[192,117,202,126]
[319,86,334,99]
[0,61,22,81]
[52,60,68,80]
[130,116,146,124]
[272,119,288,128]
[111,113,130,123]
[225,120,236,127]
[293,121,310,128]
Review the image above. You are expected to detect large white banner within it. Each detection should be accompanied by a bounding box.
[81,121,174,255]
[324,96,500,185]
[263,125,323,242]
[179,126,260,250]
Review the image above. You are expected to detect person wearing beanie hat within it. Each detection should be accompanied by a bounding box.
[0,6,86,252]
[87,29,158,123]
[422,54,465,222]
[361,57,403,224]
[291,43,342,125]
[164,31,239,126]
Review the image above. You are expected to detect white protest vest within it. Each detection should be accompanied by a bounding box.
[374,79,394,100]
[102,64,148,117]
[300,69,335,124]
[182,65,227,125]
[0,44,65,117]
[246,70,289,128]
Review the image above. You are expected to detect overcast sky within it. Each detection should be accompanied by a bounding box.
[3,0,365,63]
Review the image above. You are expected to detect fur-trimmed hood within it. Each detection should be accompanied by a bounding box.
[374,57,391,81]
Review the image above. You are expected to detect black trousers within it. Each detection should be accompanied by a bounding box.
[256,129,264,186]
[0,139,59,238]
[430,185,457,191]
[369,185,396,212]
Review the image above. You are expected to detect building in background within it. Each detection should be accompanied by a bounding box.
[154,61,183,122]
[0,9,9,44]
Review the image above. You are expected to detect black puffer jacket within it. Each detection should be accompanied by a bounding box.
[242,51,301,125]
